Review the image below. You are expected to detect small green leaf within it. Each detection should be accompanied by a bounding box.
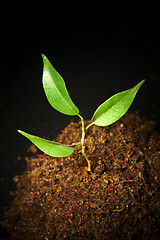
[91,80,145,126]
[18,130,80,157]
[42,54,79,116]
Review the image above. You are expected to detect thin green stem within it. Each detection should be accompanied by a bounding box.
[85,122,94,130]
[78,114,91,172]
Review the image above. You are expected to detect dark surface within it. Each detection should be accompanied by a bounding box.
[1,7,160,239]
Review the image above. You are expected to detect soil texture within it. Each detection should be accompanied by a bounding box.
[1,113,160,239]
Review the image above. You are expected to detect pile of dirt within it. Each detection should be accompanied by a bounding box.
[1,113,160,239]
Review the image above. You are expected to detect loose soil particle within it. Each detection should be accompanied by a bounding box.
[1,113,160,239]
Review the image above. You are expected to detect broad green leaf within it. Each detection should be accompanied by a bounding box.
[91,80,145,127]
[42,54,79,116]
[18,130,80,157]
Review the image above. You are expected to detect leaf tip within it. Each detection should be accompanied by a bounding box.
[42,54,48,63]
[136,79,145,90]
[18,130,24,136]
[41,53,45,58]
[141,79,145,85]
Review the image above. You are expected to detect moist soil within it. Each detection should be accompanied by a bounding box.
[1,113,160,240]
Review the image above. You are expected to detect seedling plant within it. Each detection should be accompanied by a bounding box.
[18,55,145,172]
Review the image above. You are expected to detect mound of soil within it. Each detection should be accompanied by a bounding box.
[1,113,160,239]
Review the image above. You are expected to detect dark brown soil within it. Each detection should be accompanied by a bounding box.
[1,113,160,239]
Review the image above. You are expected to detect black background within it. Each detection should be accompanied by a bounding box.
[0,6,160,238]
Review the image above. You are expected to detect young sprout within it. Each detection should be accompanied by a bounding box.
[18,54,145,172]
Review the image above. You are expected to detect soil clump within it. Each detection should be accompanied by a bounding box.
[1,113,160,239]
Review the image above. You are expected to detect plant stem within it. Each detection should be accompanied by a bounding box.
[85,122,93,130]
[78,114,91,172]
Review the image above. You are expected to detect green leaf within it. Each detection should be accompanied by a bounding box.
[42,54,79,116]
[91,80,145,127]
[18,130,80,157]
